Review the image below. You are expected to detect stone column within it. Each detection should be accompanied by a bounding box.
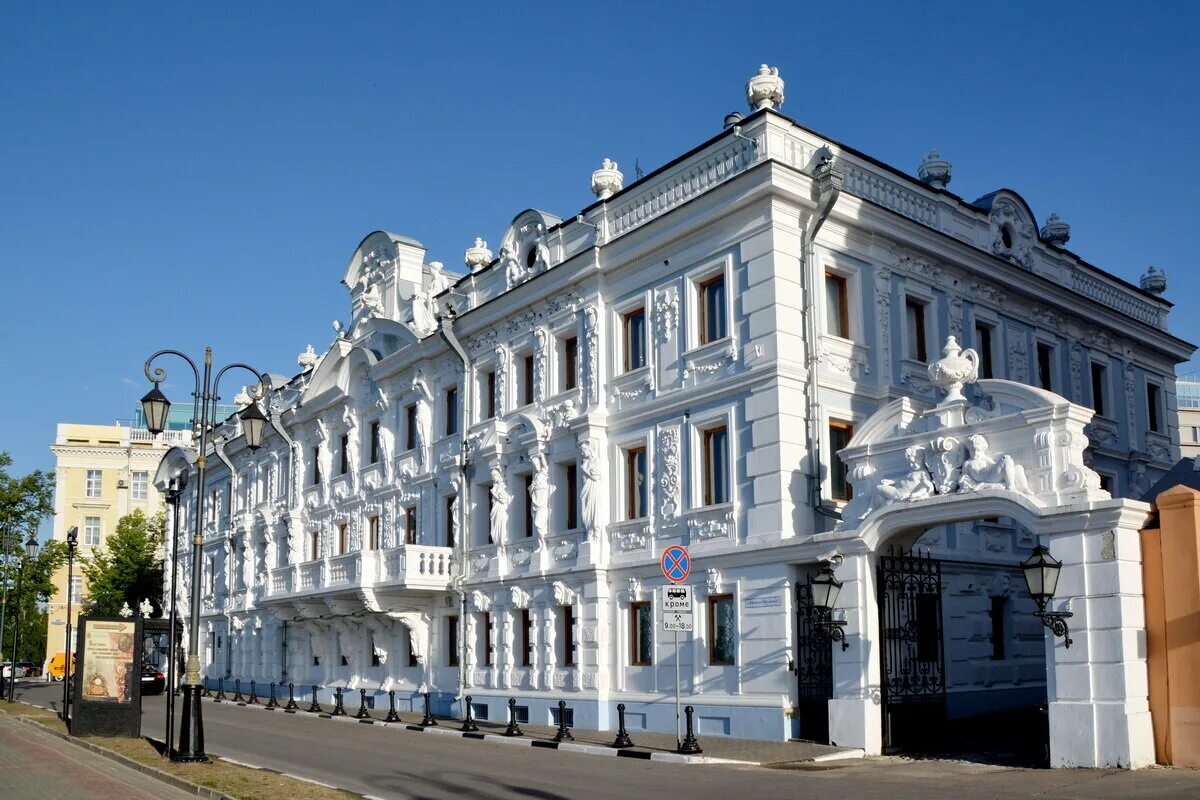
[827,551,883,754]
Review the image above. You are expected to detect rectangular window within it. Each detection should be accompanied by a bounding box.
[523,475,534,537]
[368,515,379,550]
[405,405,417,450]
[699,274,727,345]
[310,530,319,560]
[69,575,83,605]
[1091,362,1108,417]
[905,299,927,362]
[340,434,350,475]
[976,324,994,379]
[445,387,459,436]
[564,464,579,530]
[131,471,148,501]
[562,336,578,392]
[312,446,321,485]
[825,272,849,338]
[84,516,101,546]
[483,612,493,666]
[624,308,647,371]
[338,523,349,555]
[85,469,102,498]
[370,421,380,464]
[445,496,456,548]
[561,605,576,667]
[485,371,497,419]
[404,505,417,545]
[708,594,736,665]
[702,425,730,506]
[1037,342,1054,391]
[447,616,459,667]
[1148,382,1162,432]
[829,421,854,501]
[625,446,648,519]
[522,354,535,405]
[630,602,653,666]
[521,609,532,667]
[989,596,1006,661]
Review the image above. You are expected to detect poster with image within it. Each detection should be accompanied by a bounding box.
[80,620,136,704]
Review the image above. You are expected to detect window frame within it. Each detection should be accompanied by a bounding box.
[447,616,459,667]
[368,515,379,550]
[485,370,497,419]
[625,445,648,520]
[561,605,576,667]
[445,386,459,437]
[338,523,349,555]
[1035,339,1056,392]
[520,609,533,667]
[707,594,736,666]
[131,471,149,501]
[623,307,647,372]
[405,404,417,451]
[1147,380,1164,433]
[824,271,850,339]
[83,516,101,546]
[1090,360,1109,418]
[701,424,730,507]
[85,469,102,498]
[828,419,855,502]
[340,433,350,475]
[630,601,653,666]
[564,462,579,530]
[561,335,579,393]
[445,495,456,547]
[521,353,535,406]
[404,505,417,545]
[903,296,929,363]
[974,322,995,379]
[482,611,493,667]
[697,272,728,346]
[369,421,381,464]
[523,474,534,537]
[309,530,319,560]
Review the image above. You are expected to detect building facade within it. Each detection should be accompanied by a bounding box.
[43,421,191,666]
[157,66,1192,762]
[1175,373,1200,459]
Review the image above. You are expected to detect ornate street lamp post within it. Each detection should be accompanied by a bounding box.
[1020,544,1073,648]
[141,348,269,763]
[6,533,39,702]
[164,475,186,757]
[61,526,78,720]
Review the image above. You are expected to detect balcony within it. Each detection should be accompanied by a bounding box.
[263,544,454,601]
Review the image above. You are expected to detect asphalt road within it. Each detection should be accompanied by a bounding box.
[13,680,1200,800]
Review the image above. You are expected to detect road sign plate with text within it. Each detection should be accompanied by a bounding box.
[661,585,694,631]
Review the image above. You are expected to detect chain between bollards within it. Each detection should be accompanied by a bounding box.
[503,697,523,737]
[356,688,371,719]
[553,700,574,742]
[611,702,634,748]
[678,705,702,754]
[307,684,322,713]
[284,682,299,711]
[460,695,479,732]
[332,687,346,716]
[420,691,437,726]
[265,682,278,709]
[385,690,400,722]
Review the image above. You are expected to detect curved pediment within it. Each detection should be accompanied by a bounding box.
[300,342,380,405]
[973,189,1038,268]
[153,446,196,490]
[342,230,424,289]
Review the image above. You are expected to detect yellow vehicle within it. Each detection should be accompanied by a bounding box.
[45,652,75,681]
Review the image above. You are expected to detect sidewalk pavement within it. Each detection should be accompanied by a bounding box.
[0,711,196,800]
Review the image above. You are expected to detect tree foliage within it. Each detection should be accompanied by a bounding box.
[0,450,59,662]
[81,509,165,617]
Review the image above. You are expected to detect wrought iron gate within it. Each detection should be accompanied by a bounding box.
[794,580,832,743]
[877,549,946,752]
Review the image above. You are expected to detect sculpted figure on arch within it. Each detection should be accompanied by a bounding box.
[958,434,1030,495]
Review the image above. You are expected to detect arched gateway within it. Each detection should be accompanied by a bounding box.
[818,337,1154,768]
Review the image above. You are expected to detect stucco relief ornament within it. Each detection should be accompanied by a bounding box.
[927,336,979,405]
[464,237,493,273]
[872,445,935,508]
[746,64,784,110]
[1040,213,1071,247]
[500,241,525,290]
[959,434,1031,495]
[918,150,952,190]
[298,345,319,372]
[590,158,624,200]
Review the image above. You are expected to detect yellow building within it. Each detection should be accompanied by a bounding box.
[42,421,191,669]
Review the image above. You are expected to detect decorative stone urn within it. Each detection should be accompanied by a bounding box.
[746,65,784,111]
[297,344,319,371]
[464,237,493,272]
[590,158,623,200]
[927,336,979,404]
[1040,213,1071,246]
[1140,265,1167,296]
[918,150,952,189]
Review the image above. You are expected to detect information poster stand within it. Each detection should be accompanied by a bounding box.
[70,615,143,737]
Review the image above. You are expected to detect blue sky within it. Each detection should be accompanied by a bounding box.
[2,1,1198,499]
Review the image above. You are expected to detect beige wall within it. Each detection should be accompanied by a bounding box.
[1178,407,1200,460]
[42,422,175,666]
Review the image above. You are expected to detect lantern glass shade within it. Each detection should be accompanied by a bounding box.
[239,401,269,451]
[141,385,171,435]
[1021,545,1062,601]
[66,526,78,546]
[24,533,39,560]
[809,566,843,611]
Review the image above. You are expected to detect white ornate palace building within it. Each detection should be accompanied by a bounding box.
[156,66,1192,765]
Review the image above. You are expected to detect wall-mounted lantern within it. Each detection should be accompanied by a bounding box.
[1020,545,1073,648]
[810,564,849,651]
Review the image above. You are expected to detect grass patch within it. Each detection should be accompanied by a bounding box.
[2,702,357,800]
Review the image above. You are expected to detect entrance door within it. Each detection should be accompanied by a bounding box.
[794,580,832,743]
[877,549,946,752]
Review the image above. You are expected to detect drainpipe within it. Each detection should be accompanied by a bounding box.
[437,309,472,704]
[800,147,844,525]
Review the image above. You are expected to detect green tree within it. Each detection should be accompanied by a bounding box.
[0,450,57,661]
[81,509,165,617]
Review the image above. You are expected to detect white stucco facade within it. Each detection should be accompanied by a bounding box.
[155,67,1192,766]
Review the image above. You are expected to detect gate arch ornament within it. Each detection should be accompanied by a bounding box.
[820,337,1155,769]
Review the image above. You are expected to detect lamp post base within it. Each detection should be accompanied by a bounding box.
[172,684,208,763]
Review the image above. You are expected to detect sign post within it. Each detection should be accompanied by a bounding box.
[660,545,692,748]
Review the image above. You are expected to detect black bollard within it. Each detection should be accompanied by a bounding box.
[265,682,278,709]
[248,679,259,704]
[611,703,634,748]
[420,691,437,726]
[233,678,245,703]
[553,700,574,742]
[356,688,370,719]
[503,697,523,737]
[307,684,323,713]
[460,695,479,733]
[215,677,227,701]
[285,682,299,711]
[332,687,346,716]
[200,679,211,698]
[384,690,400,722]
[679,705,702,754]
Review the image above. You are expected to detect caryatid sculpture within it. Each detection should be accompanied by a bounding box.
[579,439,603,542]
[489,467,510,544]
[529,453,550,544]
